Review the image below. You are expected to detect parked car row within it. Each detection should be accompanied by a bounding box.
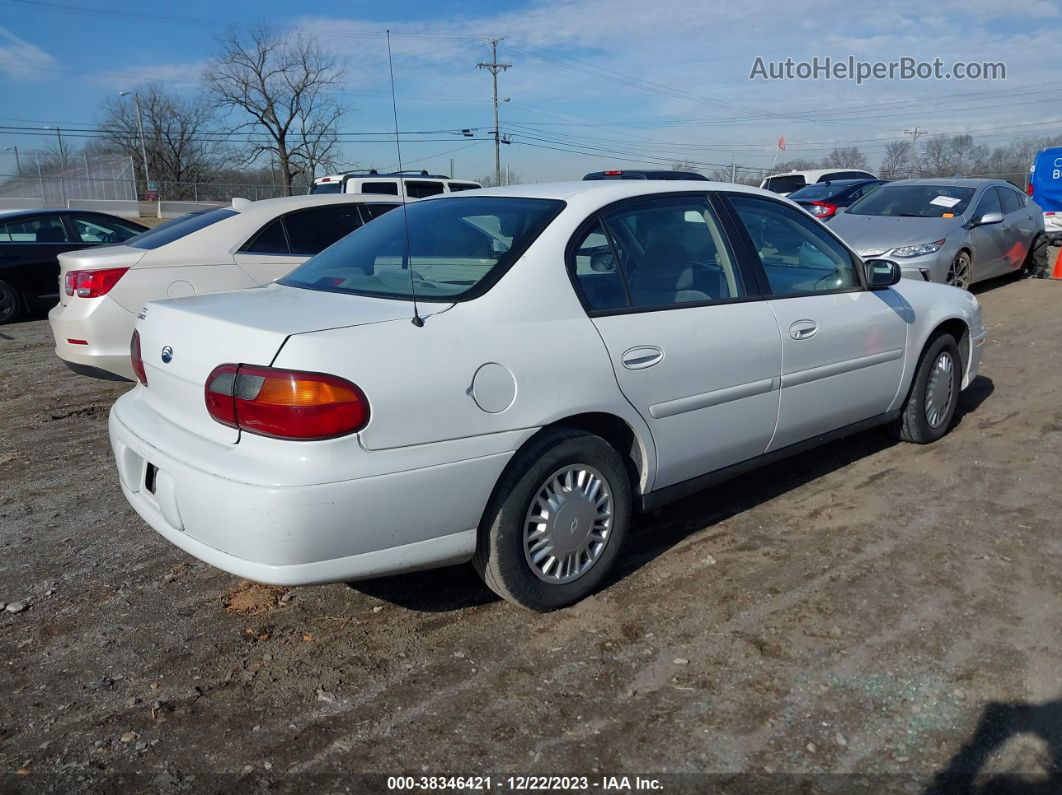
[102,180,985,610]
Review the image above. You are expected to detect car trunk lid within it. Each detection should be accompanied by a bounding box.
[57,245,146,307]
[135,283,437,445]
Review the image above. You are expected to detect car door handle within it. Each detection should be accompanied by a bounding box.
[790,320,818,340]
[621,346,664,370]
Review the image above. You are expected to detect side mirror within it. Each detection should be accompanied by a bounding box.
[865,258,901,288]
[976,211,1004,226]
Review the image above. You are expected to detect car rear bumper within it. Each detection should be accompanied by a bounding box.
[49,296,136,380]
[108,393,515,585]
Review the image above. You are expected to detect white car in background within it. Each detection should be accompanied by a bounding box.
[310,169,481,198]
[760,168,879,196]
[110,181,985,611]
[49,194,402,381]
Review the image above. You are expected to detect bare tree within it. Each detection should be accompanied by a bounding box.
[205,26,348,195]
[880,140,913,179]
[477,170,523,187]
[671,160,701,173]
[821,146,868,170]
[98,84,221,198]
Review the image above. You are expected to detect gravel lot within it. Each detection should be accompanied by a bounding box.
[2,276,1061,792]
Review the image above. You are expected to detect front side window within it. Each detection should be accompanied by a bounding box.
[405,181,446,198]
[846,184,975,218]
[280,197,564,301]
[998,186,1024,214]
[0,215,69,243]
[126,208,237,250]
[974,188,1003,220]
[71,215,142,243]
[284,205,364,256]
[729,195,861,296]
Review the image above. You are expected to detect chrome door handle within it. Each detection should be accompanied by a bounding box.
[790,320,818,340]
[621,346,664,370]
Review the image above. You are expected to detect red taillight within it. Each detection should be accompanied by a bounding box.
[603,170,623,176]
[67,268,129,298]
[130,329,147,385]
[807,201,839,219]
[204,364,369,440]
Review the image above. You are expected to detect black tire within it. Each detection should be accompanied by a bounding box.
[0,280,22,325]
[891,333,962,444]
[473,427,631,611]
[1023,234,1049,278]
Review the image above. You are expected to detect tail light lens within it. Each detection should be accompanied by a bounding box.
[65,268,129,298]
[130,329,147,385]
[205,364,369,440]
[807,201,839,219]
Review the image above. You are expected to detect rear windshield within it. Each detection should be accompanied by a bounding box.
[310,183,342,194]
[280,197,564,301]
[847,184,975,218]
[762,175,806,193]
[126,208,238,250]
[789,181,865,201]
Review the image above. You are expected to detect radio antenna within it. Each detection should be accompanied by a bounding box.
[386,30,424,328]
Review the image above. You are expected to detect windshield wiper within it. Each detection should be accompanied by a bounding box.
[897,213,927,217]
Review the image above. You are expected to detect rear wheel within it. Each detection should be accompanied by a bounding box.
[0,281,22,325]
[474,427,631,611]
[891,333,962,444]
[945,251,972,289]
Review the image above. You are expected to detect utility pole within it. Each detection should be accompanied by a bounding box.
[477,37,511,187]
[44,126,66,168]
[4,146,19,174]
[120,91,152,200]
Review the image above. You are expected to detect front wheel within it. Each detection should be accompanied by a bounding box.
[0,281,22,325]
[474,428,631,611]
[891,333,962,444]
[945,251,972,290]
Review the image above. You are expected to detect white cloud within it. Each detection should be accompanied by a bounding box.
[0,26,56,81]
[87,60,209,90]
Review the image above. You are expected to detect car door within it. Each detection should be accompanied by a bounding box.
[234,204,366,285]
[723,193,909,452]
[569,193,782,490]
[967,187,1008,279]
[997,185,1035,271]
[0,214,81,303]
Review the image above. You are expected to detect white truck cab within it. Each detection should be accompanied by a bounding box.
[310,170,482,199]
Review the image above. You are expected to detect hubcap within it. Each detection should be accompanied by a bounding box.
[925,351,955,428]
[947,254,971,289]
[524,464,613,584]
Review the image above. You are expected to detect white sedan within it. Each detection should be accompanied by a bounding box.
[109,181,986,610]
[49,194,402,380]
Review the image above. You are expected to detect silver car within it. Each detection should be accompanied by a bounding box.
[829,178,1045,288]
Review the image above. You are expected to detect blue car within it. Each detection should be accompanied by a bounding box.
[1029,146,1062,242]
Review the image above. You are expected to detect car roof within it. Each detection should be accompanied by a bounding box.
[883,178,1009,189]
[0,208,78,220]
[764,168,875,180]
[421,180,782,203]
[229,193,404,218]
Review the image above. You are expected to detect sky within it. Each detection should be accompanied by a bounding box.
[0,0,1060,183]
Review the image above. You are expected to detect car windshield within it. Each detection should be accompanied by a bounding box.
[126,208,238,250]
[846,184,975,218]
[280,196,565,301]
[789,181,866,201]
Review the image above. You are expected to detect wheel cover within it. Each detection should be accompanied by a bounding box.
[925,351,955,428]
[523,464,613,584]
[0,288,14,321]
[946,253,971,289]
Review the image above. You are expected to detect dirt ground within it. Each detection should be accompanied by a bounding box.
[2,276,1061,793]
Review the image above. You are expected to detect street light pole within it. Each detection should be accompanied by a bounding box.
[44,126,66,168]
[120,91,151,199]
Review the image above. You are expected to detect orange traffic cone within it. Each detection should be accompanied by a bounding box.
[1052,246,1062,280]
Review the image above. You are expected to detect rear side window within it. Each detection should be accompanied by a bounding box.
[284,206,364,256]
[0,215,69,242]
[360,182,399,195]
[242,219,289,254]
[763,175,806,193]
[729,195,861,296]
[405,181,446,198]
[127,209,237,250]
[999,186,1025,214]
